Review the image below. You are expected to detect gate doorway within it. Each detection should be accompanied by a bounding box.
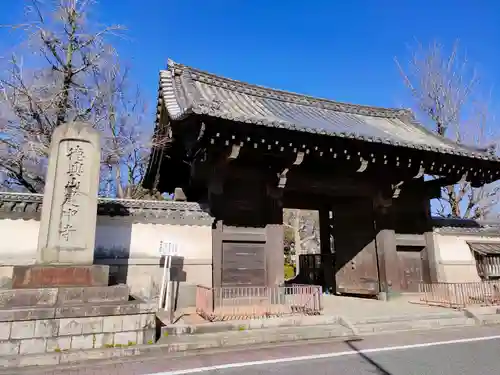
[284,198,381,297]
[283,208,321,279]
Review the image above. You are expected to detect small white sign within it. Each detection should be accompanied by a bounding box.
[159,241,179,257]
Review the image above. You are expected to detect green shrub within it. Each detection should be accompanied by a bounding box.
[284,263,295,279]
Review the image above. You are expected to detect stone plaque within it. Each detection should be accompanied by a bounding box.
[37,122,101,264]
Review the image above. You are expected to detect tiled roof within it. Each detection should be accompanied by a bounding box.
[157,59,498,161]
[0,192,214,225]
[432,217,500,235]
[467,241,500,255]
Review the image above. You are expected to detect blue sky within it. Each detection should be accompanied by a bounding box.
[1,0,500,120]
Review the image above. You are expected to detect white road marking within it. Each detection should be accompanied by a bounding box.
[148,334,500,375]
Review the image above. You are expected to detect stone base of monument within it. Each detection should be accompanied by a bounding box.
[0,284,157,368]
[11,264,110,288]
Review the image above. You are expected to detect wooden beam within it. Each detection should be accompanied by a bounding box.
[275,151,306,189]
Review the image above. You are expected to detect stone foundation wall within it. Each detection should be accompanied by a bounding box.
[0,313,156,356]
[0,193,214,309]
[0,285,156,362]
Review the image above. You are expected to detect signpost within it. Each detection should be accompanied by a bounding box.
[158,241,179,323]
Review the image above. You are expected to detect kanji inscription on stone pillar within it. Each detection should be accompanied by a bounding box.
[37,122,101,264]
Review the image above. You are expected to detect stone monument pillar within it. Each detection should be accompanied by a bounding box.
[37,122,100,264]
[12,122,108,288]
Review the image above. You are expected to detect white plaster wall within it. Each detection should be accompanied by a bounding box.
[0,217,212,265]
[0,219,40,263]
[435,234,477,263]
[0,216,213,306]
[433,232,500,282]
[95,216,212,261]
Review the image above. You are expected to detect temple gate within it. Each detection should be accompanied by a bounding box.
[144,60,500,298]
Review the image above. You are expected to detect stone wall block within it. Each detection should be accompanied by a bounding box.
[59,318,83,336]
[143,329,155,344]
[117,303,140,315]
[93,333,114,348]
[19,338,46,354]
[10,321,35,339]
[136,330,144,344]
[81,317,104,334]
[113,331,137,346]
[102,316,123,333]
[35,319,59,338]
[0,288,58,308]
[0,340,20,355]
[0,307,56,322]
[83,285,130,303]
[0,321,11,340]
[140,313,156,329]
[71,334,96,350]
[46,336,71,352]
[57,287,85,304]
[122,315,141,331]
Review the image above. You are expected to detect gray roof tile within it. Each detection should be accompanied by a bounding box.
[158,60,498,161]
[0,192,214,225]
[432,217,500,235]
[467,242,500,255]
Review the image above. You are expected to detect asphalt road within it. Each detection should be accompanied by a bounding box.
[16,325,500,375]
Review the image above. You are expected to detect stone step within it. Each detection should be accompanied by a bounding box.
[354,316,475,334]
[161,315,341,337]
[0,300,154,322]
[158,323,355,350]
[158,314,476,352]
[478,314,500,326]
[348,311,466,325]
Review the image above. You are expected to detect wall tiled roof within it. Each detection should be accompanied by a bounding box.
[432,217,500,236]
[0,192,214,225]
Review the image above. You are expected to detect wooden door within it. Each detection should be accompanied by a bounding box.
[333,199,379,295]
[396,246,424,292]
[221,242,266,287]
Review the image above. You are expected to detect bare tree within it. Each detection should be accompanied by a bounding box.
[97,65,154,199]
[0,0,155,198]
[283,209,320,274]
[395,39,499,219]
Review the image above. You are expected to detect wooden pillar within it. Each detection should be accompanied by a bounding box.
[319,206,335,293]
[265,186,284,286]
[374,229,399,298]
[424,232,440,282]
[373,195,399,300]
[212,220,223,289]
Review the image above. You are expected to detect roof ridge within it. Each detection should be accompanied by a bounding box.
[165,60,410,119]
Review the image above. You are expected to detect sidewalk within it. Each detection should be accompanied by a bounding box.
[158,294,476,347]
[1,295,499,370]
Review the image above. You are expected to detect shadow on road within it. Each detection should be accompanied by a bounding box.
[346,340,392,375]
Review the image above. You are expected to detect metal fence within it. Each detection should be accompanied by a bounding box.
[419,281,500,308]
[196,284,323,321]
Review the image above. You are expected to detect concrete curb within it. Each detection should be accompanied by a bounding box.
[161,311,464,337]
[337,316,359,336]
[463,309,483,325]
[464,307,500,326]
[162,315,341,336]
